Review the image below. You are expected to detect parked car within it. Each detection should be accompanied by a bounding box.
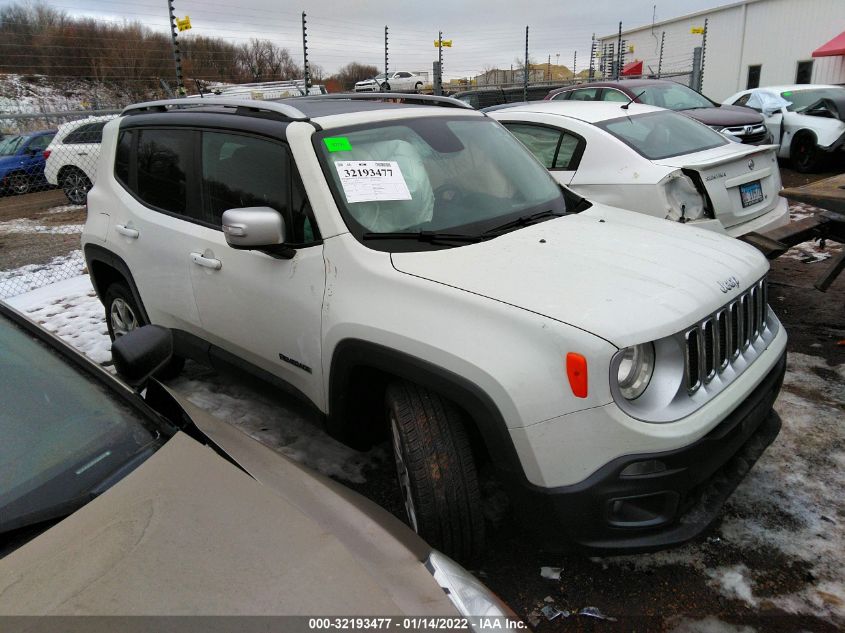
[487,101,789,238]
[82,94,786,559]
[546,80,771,145]
[0,129,55,195]
[723,84,845,172]
[354,71,424,93]
[0,303,513,620]
[45,115,116,204]
[454,85,570,109]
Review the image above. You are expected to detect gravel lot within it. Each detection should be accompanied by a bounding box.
[1,163,843,632]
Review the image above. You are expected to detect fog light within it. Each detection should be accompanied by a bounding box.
[620,459,667,478]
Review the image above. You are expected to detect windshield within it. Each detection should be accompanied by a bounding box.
[0,315,163,536]
[596,110,728,160]
[0,135,25,156]
[635,83,713,110]
[781,87,845,111]
[374,73,387,80]
[316,117,565,247]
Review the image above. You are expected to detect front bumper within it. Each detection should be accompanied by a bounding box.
[510,349,786,553]
[354,84,379,92]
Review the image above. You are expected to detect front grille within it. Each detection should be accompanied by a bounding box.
[723,124,768,144]
[684,278,768,393]
[739,130,768,144]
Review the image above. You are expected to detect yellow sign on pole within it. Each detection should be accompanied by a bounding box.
[690,26,704,34]
[434,39,453,47]
[176,15,192,32]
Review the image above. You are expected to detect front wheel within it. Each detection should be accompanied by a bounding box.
[381,82,391,92]
[104,281,184,379]
[790,132,822,173]
[414,82,423,93]
[386,381,485,561]
[61,168,92,205]
[9,173,30,195]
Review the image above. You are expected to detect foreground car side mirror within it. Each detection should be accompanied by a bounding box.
[112,325,174,388]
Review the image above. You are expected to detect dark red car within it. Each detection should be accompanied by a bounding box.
[545,79,771,145]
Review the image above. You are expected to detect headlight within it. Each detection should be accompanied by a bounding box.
[616,343,655,400]
[427,550,516,625]
[663,173,705,222]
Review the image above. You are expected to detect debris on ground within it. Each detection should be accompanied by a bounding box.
[540,604,570,621]
[540,566,562,580]
[578,606,617,621]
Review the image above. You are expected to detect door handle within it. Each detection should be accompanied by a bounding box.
[77,151,88,156]
[190,252,222,270]
[115,224,139,239]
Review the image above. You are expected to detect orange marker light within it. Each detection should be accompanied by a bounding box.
[566,353,588,398]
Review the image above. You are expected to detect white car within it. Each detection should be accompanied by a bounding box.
[723,84,845,173]
[488,101,789,238]
[82,95,786,559]
[45,114,116,204]
[354,71,424,93]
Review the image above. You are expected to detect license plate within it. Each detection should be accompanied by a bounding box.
[739,180,764,208]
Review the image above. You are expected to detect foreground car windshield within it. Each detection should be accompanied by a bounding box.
[635,83,713,110]
[317,117,565,241]
[596,110,728,160]
[782,87,845,111]
[0,315,162,536]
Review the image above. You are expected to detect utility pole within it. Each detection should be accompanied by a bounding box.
[302,12,310,93]
[588,34,595,81]
[573,50,577,77]
[166,0,185,96]
[615,21,622,80]
[384,26,389,78]
[657,31,665,78]
[701,18,708,91]
[524,25,529,102]
[436,30,443,95]
[547,54,551,81]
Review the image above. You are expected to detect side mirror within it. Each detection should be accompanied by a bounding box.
[112,325,174,388]
[222,207,286,248]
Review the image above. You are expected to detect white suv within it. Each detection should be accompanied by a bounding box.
[82,95,787,560]
[45,115,116,204]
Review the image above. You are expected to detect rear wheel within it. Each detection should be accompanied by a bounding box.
[386,381,485,561]
[61,167,92,205]
[104,282,184,379]
[9,173,30,195]
[790,131,822,173]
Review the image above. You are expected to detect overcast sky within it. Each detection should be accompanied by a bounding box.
[4,0,740,78]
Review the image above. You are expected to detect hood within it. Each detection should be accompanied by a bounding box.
[356,78,378,85]
[0,430,457,615]
[390,205,768,348]
[681,104,764,127]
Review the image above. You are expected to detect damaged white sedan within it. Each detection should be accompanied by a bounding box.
[487,101,789,238]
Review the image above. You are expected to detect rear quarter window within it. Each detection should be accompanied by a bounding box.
[596,110,728,160]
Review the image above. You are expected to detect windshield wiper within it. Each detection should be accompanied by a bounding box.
[362,230,485,243]
[482,210,564,236]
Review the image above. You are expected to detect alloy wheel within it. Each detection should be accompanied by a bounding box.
[109,298,138,338]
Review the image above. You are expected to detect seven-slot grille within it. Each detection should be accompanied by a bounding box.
[684,278,768,392]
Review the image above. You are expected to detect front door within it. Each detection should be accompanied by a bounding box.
[187,130,326,408]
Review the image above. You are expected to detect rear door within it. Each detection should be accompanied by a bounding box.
[62,121,109,182]
[655,144,781,229]
[187,130,326,407]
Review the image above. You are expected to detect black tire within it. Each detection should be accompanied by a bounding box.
[386,381,485,561]
[414,82,423,94]
[790,131,822,173]
[9,172,30,195]
[61,167,92,205]
[103,282,184,379]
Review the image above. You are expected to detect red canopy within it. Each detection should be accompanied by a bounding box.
[621,60,643,76]
[813,30,845,57]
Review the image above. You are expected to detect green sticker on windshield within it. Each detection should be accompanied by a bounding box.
[324,137,352,152]
[783,91,793,96]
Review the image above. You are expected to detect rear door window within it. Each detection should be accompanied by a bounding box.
[600,89,630,103]
[567,88,599,101]
[64,122,107,144]
[136,128,195,217]
[503,123,584,170]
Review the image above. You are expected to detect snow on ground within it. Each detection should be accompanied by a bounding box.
[0,250,85,299]
[0,218,84,235]
[781,202,843,263]
[5,274,384,483]
[706,565,758,607]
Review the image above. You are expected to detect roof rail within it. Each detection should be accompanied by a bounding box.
[120,98,309,121]
[295,92,473,110]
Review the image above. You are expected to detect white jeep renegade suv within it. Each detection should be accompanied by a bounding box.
[82,95,787,561]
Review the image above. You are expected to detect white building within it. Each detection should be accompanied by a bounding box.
[597,0,845,101]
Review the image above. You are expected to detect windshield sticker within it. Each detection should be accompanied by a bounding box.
[324,137,352,152]
[334,160,412,203]
[782,91,793,96]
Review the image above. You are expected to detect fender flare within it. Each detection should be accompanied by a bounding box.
[83,243,150,324]
[328,338,527,479]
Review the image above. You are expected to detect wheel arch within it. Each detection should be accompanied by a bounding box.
[84,243,150,324]
[327,338,526,478]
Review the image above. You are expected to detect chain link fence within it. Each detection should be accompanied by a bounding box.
[0,109,118,299]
